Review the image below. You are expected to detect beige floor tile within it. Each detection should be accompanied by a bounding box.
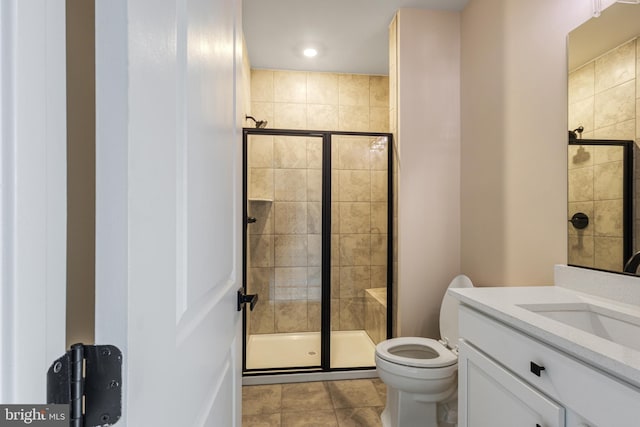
[281,382,334,412]
[242,413,281,427]
[371,378,387,402]
[335,407,384,427]
[328,380,383,409]
[243,384,282,416]
[282,410,338,427]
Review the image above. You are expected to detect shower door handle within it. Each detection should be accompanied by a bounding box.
[237,288,259,311]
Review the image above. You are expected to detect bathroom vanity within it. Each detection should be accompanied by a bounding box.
[449,266,640,427]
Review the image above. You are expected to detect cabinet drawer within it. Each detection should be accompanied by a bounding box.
[459,305,640,427]
[459,341,564,427]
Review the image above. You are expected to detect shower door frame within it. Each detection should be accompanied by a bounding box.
[567,138,633,272]
[242,128,394,376]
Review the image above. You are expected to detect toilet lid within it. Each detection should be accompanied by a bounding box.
[439,274,474,349]
[375,337,457,368]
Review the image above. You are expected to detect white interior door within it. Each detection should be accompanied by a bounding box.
[95,0,243,425]
[0,0,67,403]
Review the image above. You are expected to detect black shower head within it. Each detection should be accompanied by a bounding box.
[246,115,268,129]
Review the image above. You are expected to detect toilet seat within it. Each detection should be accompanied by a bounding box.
[375,337,457,369]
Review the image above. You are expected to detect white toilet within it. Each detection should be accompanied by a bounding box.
[375,274,474,427]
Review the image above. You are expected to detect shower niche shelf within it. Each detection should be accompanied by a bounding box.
[248,198,272,203]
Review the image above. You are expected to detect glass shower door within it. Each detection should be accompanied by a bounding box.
[245,132,324,371]
[330,134,389,369]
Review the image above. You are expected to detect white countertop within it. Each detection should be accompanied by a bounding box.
[448,285,640,389]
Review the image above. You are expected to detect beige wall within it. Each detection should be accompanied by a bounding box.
[460,0,599,287]
[393,9,461,338]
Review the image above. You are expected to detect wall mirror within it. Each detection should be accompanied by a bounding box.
[567,2,640,273]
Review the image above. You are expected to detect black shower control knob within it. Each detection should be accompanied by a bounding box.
[568,212,589,230]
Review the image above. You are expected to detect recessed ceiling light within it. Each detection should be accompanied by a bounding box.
[303,48,318,58]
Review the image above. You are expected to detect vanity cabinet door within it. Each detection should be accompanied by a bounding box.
[459,341,565,427]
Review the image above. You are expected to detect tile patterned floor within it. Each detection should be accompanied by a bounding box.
[242,379,386,427]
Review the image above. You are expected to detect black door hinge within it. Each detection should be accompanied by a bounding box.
[47,343,122,427]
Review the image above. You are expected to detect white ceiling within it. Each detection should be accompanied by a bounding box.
[242,0,469,75]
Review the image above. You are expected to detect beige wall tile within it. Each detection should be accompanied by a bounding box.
[247,200,274,235]
[247,268,275,333]
[568,235,594,268]
[593,119,636,140]
[339,234,370,266]
[568,201,594,237]
[594,80,636,129]
[273,136,307,168]
[370,138,389,170]
[594,161,623,200]
[331,202,340,234]
[274,169,307,201]
[249,300,275,334]
[369,75,389,107]
[249,235,274,267]
[568,96,594,132]
[274,71,307,103]
[369,107,390,132]
[275,300,308,333]
[568,145,593,170]
[274,103,307,129]
[371,202,387,234]
[339,74,370,106]
[370,265,387,288]
[307,104,339,130]
[594,145,624,164]
[338,137,371,169]
[339,105,370,132]
[275,267,308,300]
[331,234,340,266]
[307,202,322,234]
[568,167,593,202]
[339,266,371,298]
[248,135,273,168]
[250,102,274,128]
[594,199,624,237]
[307,138,323,169]
[308,301,321,332]
[371,234,387,266]
[307,72,339,105]
[274,202,307,234]
[594,236,624,271]
[568,63,595,104]
[339,170,371,202]
[340,203,371,234]
[251,69,274,102]
[595,40,636,93]
[307,169,322,202]
[274,235,308,267]
[308,234,322,267]
[371,171,388,202]
[249,168,273,199]
[331,298,340,330]
[331,266,340,297]
[339,298,365,330]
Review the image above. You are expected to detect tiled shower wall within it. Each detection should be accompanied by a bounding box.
[568,37,639,269]
[247,70,389,336]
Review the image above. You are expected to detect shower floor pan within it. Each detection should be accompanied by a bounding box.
[246,330,376,370]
